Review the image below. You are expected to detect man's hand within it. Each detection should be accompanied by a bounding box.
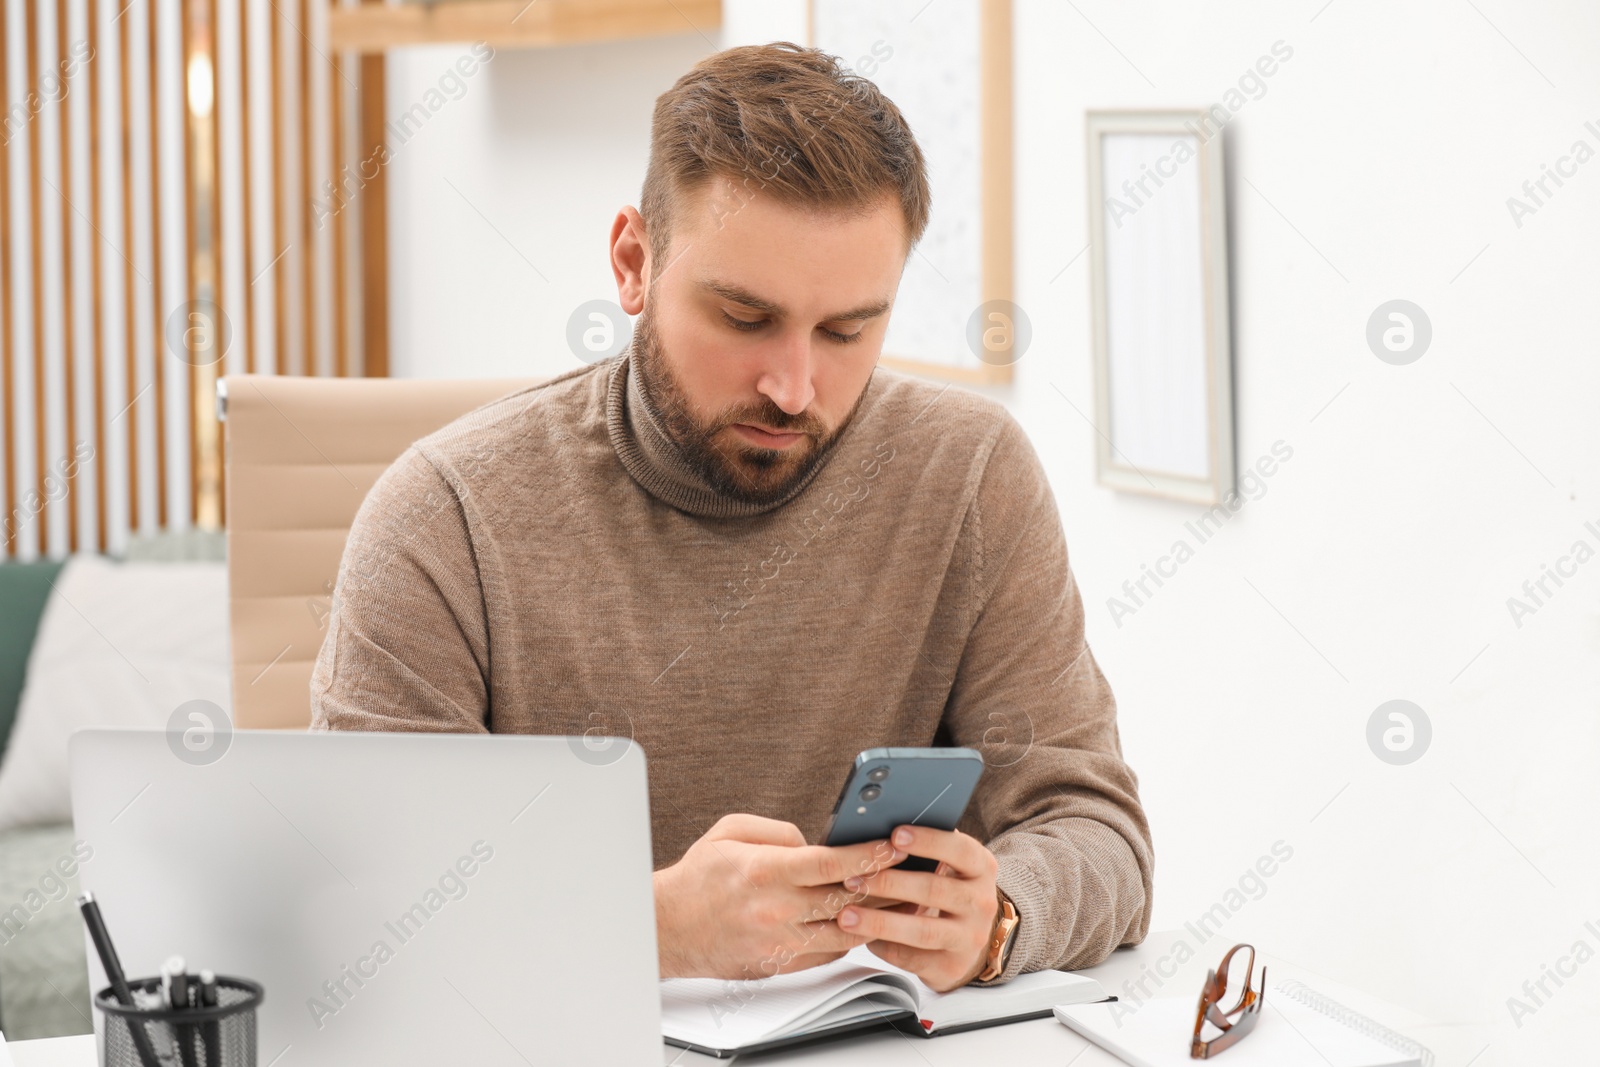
[834,825,1001,992]
[654,813,908,980]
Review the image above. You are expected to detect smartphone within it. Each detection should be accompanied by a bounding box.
[820,747,985,873]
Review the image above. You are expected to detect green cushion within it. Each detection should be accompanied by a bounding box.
[0,559,66,761]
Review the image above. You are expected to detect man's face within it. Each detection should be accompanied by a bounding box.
[617,180,907,505]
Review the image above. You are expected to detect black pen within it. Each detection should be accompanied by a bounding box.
[161,955,190,1011]
[77,893,161,1067]
[164,956,201,1067]
[199,969,221,1067]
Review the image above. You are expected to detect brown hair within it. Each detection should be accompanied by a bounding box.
[639,41,930,268]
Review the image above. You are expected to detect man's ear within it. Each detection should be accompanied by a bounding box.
[610,206,650,315]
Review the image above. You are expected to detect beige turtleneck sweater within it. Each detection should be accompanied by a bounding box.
[309,349,1154,982]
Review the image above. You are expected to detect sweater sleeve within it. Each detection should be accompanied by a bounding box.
[945,412,1154,983]
[309,445,492,734]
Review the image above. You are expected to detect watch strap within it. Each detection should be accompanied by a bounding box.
[976,887,1019,982]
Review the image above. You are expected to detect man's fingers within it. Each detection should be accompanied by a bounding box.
[885,826,995,879]
[782,949,854,973]
[779,839,906,888]
[706,813,807,847]
[835,900,950,950]
[845,865,970,914]
[786,919,875,957]
[863,941,971,992]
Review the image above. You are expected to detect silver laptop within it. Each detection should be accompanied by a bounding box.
[70,729,663,1066]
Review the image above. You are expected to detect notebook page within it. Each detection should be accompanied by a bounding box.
[1054,989,1423,1067]
[660,946,916,1049]
[1270,980,1430,1066]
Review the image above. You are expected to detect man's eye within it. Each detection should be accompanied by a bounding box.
[721,311,863,344]
[722,312,765,332]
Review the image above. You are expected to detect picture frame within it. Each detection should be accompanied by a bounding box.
[1085,109,1236,505]
[808,0,1015,384]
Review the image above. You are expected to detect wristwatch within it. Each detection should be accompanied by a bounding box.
[976,887,1020,982]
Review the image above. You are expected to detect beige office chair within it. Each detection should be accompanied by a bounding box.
[220,374,535,729]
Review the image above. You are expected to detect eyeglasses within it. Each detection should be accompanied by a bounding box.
[1190,943,1266,1059]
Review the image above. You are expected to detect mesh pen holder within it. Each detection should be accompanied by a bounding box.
[95,976,264,1067]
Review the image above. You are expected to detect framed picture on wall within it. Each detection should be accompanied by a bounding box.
[808,0,1016,384]
[1085,110,1236,505]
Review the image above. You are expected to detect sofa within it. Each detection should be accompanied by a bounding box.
[0,532,229,1039]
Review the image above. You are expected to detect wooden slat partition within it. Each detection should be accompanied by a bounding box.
[56,0,79,552]
[25,0,48,555]
[117,0,141,536]
[148,0,171,532]
[0,0,388,561]
[0,0,14,549]
[87,0,108,552]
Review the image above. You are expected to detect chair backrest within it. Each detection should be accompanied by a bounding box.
[221,374,535,729]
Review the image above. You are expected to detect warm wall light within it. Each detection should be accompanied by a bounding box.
[186,4,222,530]
[187,53,215,118]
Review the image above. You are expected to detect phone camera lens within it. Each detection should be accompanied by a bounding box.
[859,784,882,802]
[866,766,890,783]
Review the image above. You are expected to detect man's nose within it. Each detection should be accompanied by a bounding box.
[756,328,817,416]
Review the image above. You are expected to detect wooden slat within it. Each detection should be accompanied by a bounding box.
[181,0,197,524]
[298,0,314,377]
[57,0,80,551]
[237,0,255,374]
[357,40,385,377]
[118,0,140,536]
[208,0,224,526]
[148,0,168,527]
[331,50,347,378]
[270,0,286,376]
[26,0,48,555]
[0,0,15,555]
[88,0,108,552]
[327,0,722,51]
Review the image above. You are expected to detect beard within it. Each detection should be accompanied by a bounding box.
[631,297,867,506]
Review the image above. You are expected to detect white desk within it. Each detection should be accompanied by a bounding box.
[8,932,1491,1066]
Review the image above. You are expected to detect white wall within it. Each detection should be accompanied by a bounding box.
[389,3,1598,1058]
[384,32,716,380]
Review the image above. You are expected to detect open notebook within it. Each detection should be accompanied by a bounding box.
[1054,977,1433,1067]
[661,943,1108,1057]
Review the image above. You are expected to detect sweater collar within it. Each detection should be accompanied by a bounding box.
[605,347,852,520]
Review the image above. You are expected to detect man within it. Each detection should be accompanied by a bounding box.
[311,41,1152,992]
